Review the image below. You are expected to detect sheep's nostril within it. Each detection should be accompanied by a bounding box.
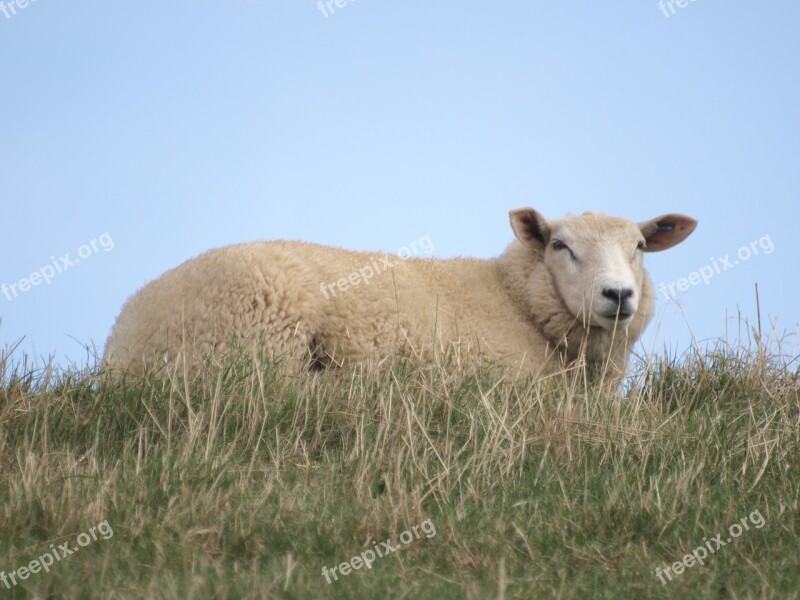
[602,288,634,306]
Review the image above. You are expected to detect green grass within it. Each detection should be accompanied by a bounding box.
[0,337,798,599]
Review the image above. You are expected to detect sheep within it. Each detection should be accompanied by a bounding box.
[103,208,697,381]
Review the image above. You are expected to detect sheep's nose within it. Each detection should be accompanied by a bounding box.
[602,287,634,306]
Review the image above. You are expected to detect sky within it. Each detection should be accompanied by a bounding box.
[1,1,798,370]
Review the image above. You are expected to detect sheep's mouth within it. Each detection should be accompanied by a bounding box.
[601,310,634,321]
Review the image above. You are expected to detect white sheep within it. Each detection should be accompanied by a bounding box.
[103,208,697,380]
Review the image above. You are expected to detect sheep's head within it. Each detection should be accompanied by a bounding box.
[510,208,697,331]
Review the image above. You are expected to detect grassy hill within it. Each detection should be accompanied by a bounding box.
[1,337,798,598]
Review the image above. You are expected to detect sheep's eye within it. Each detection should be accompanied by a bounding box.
[551,240,576,260]
[631,240,646,261]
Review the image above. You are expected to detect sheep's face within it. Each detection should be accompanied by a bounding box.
[510,209,697,331]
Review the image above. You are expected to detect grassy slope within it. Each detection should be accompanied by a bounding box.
[0,342,798,599]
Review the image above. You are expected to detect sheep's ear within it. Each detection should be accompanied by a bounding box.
[510,208,550,250]
[639,214,698,252]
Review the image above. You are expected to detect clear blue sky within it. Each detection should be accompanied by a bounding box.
[2,1,798,368]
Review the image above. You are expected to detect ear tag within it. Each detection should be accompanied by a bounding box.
[657,225,673,232]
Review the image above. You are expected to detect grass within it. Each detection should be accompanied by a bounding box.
[0,333,798,599]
